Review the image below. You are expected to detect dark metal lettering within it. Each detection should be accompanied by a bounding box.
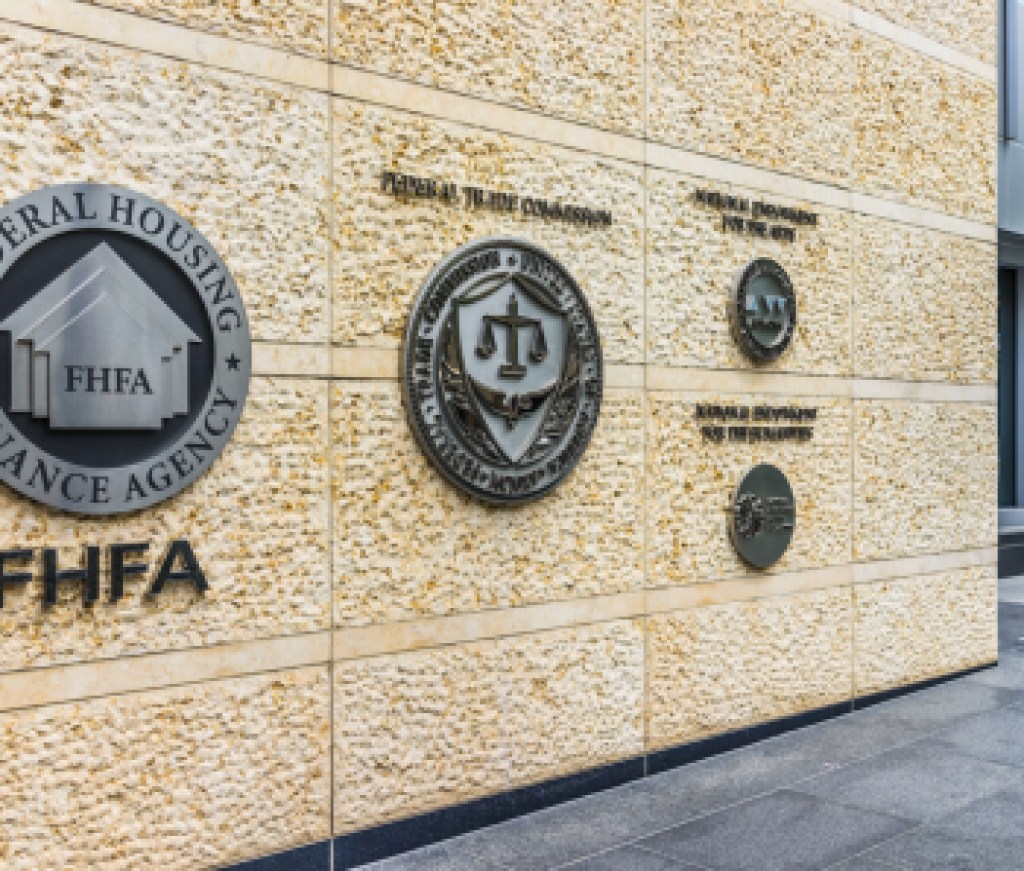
[109,542,149,602]
[43,546,100,606]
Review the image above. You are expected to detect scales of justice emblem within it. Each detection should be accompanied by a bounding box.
[404,237,603,504]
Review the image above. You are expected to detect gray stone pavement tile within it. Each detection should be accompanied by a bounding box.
[446,783,705,870]
[850,680,1024,729]
[928,790,1024,839]
[635,789,912,871]
[931,708,1024,767]
[793,739,1021,822]
[561,845,702,870]
[998,603,1024,653]
[963,653,1024,689]
[360,838,512,870]
[999,576,1024,604]
[857,826,1024,870]
[637,715,921,810]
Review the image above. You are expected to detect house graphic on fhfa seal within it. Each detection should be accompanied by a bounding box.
[0,242,200,430]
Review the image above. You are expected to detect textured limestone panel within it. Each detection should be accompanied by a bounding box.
[647,169,852,374]
[647,393,851,586]
[854,566,996,696]
[852,215,996,383]
[500,620,644,787]
[853,31,996,223]
[0,23,329,343]
[333,99,643,364]
[647,587,853,749]
[334,620,643,832]
[77,0,328,56]
[0,667,329,871]
[648,0,852,186]
[333,382,643,626]
[331,0,643,136]
[853,401,996,561]
[0,378,329,671]
[333,639,507,831]
[850,0,996,66]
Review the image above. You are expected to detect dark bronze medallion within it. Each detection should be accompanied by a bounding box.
[731,258,796,363]
[730,463,796,569]
[403,237,603,504]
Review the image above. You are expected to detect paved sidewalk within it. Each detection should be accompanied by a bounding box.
[365,579,1024,870]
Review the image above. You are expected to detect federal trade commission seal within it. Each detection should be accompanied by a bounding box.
[729,463,796,569]
[731,258,796,363]
[0,184,251,514]
[403,237,603,504]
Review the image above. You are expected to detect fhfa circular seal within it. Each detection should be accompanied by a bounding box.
[731,258,796,363]
[403,237,603,504]
[0,183,251,515]
[730,463,796,569]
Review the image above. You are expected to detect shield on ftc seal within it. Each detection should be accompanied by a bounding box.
[453,275,567,464]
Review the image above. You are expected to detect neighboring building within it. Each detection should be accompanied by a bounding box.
[1000,0,1024,572]
[0,2,998,869]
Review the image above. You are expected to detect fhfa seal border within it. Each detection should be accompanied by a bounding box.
[403,237,603,504]
[730,463,796,569]
[731,257,796,364]
[0,183,251,515]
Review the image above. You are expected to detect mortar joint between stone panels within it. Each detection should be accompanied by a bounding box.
[326,0,337,861]
[641,0,651,764]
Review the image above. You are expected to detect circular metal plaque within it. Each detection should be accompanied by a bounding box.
[729,463,796,569]
[731,258,796,363]
[0,183,251,515]
[403,237,603,504]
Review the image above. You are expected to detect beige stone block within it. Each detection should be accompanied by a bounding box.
[853,400,996,561]
[333,382,644,626]
[75,0,328,57]
[854,566,997,695]
[332,99,644,364]
[0,378,330,671]
[0,23,329,343]
[333,639,507,831]
[647,393,852,586]
[0,667,330,871]
[330,0,643,136]
[647,587,853,749]
[646,169,852,375]
[852,215,996,383]
[648,0,853,186]
[852,31,996,223]
[850,0,996,66]
[333,620,643,831]
[500,620,644,787]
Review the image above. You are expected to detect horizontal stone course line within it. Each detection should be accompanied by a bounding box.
[792,0,995,81]
[0,546,993,713]
[847,4,995,81]
[0,631,330,713]
[251,347,999,400]
[253,342,330,378]
[326,354,995,400]
[0,2,995,243]
[646,367,995,402]
[851,546,998,584]
[331,592,646,662]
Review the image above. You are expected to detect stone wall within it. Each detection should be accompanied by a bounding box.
[0,1,997,867]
